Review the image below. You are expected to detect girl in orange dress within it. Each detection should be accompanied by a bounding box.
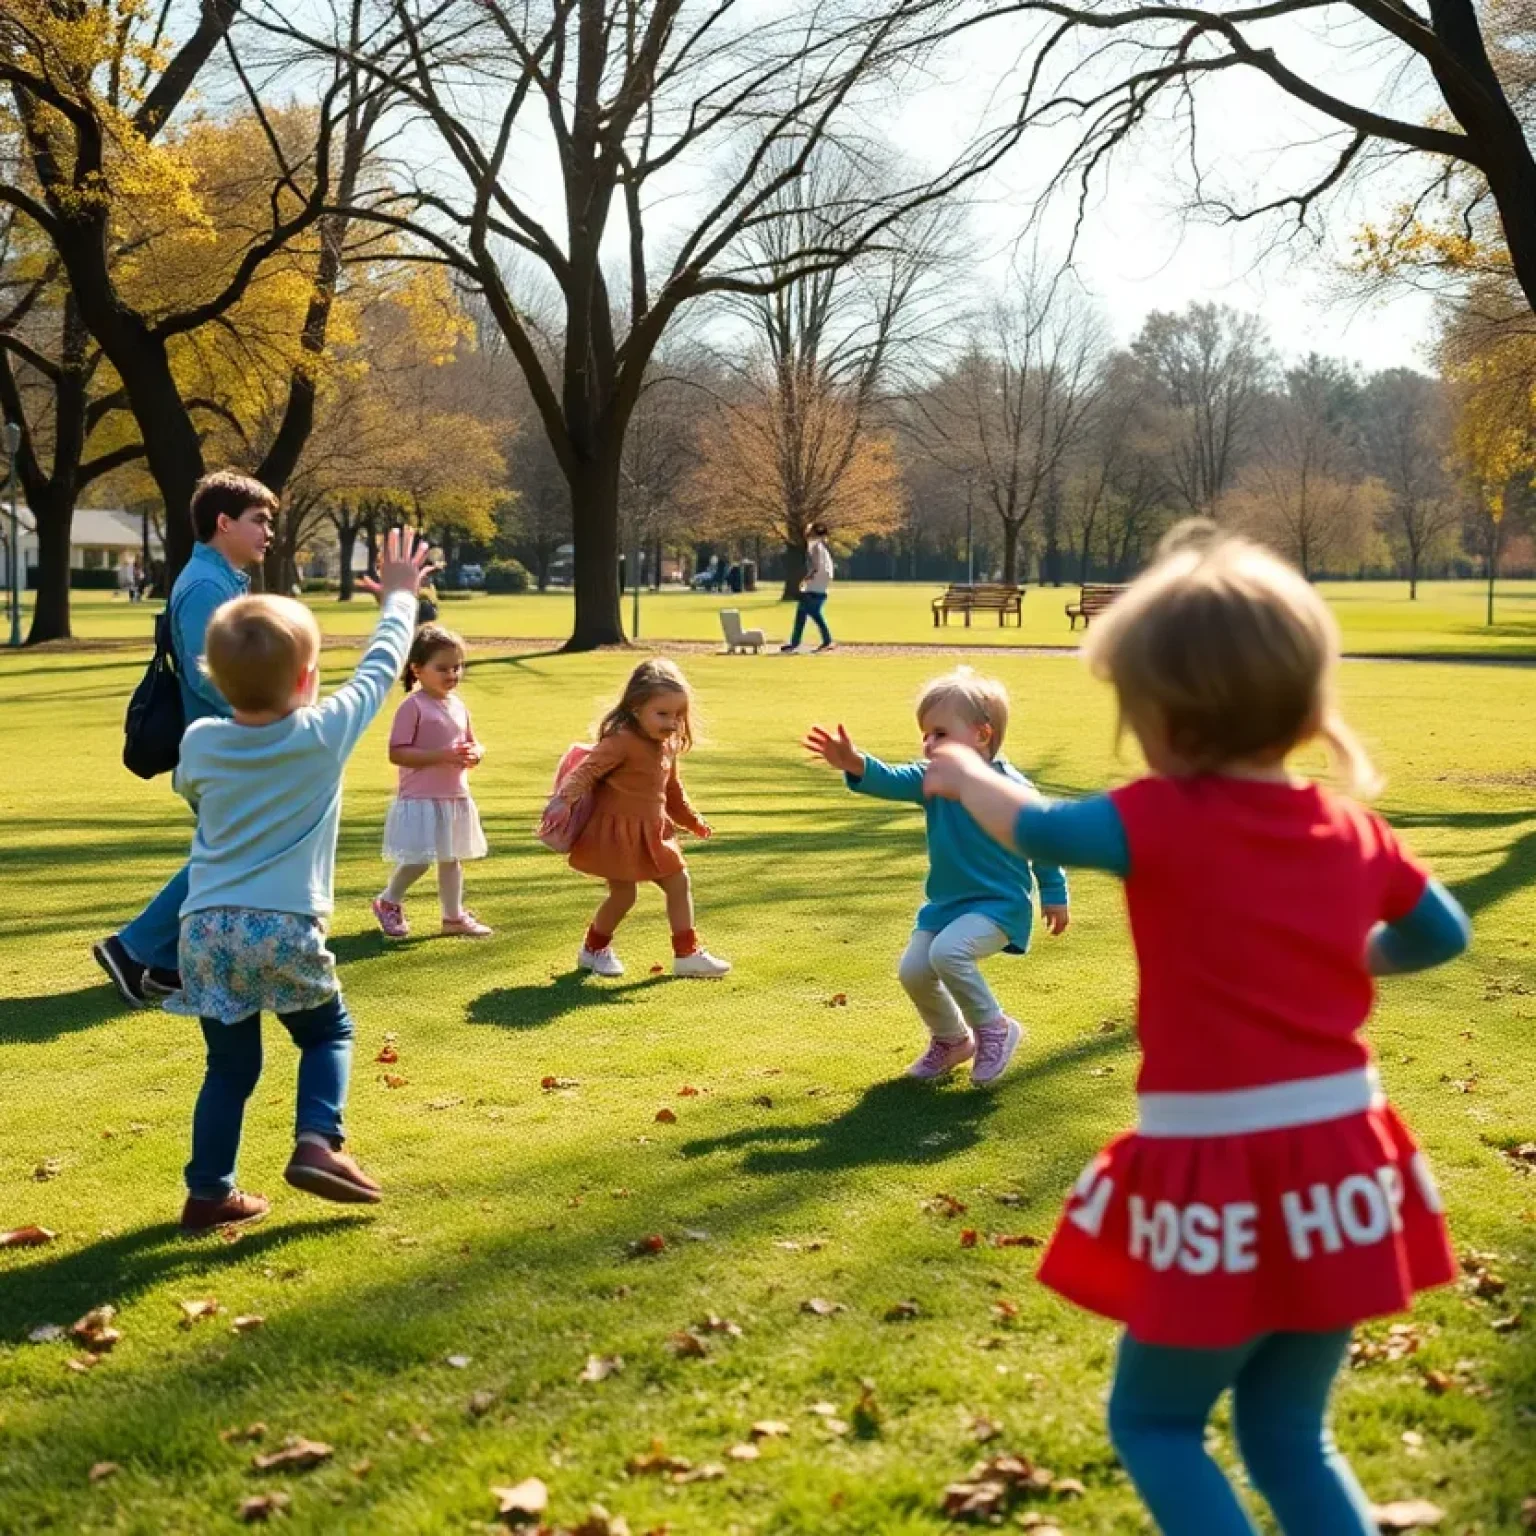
[545,659,731,979]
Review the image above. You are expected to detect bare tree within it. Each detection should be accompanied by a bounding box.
[1360,369,1461,596]
[908,276,1110,583]
[1128,304,1271,515]
[256,0,1001,648]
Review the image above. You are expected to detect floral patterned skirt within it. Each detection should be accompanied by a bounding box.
[168,907,338,1025]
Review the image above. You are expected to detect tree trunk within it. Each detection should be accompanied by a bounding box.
[781,540,807,601]
[337,518,358,600]
[566,455,626,649]
[25,491,73,644]
[1408,552,1418,601]
[1001,520,1023,584]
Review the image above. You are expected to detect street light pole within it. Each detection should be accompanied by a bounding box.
[4,421,21,648]
[965,473,974,586]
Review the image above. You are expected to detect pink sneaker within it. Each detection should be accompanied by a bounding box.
[372,897,409,939]
[442,911,493,938]
[907,1033,976,1079]
[971,1017,1023,1085]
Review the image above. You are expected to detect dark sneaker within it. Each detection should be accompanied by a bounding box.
[180,1189,270,1233]
[284,1139,382,1205]
[815,642,837,653]
[92,936,152,1008]
[144,967,182,998]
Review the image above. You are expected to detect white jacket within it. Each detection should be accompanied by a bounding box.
[803,539,834,594]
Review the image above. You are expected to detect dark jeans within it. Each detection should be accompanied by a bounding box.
[120,861,189,973]
[185,993,353,1199]
[790,591,832,647]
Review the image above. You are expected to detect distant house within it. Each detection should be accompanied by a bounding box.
[0,506,162,588]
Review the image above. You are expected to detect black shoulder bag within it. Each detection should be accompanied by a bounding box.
[123,601,186,779]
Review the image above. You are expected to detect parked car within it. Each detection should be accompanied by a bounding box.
[455,563,486,590]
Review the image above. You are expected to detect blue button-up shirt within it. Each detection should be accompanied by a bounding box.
[169,543,251,725]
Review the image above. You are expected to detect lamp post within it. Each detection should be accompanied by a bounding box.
[964,471,975,586]
[4,421,20,648]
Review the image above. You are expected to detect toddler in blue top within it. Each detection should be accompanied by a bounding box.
[805,668,1069,1085]
[167,528,432,1232]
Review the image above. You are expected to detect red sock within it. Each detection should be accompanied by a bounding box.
[671,928,699,959]
[585,925,613,953]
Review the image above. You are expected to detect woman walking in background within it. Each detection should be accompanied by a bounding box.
[782,523,835,653]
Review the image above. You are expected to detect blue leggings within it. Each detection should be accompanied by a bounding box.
[1108,1330,1375,1535]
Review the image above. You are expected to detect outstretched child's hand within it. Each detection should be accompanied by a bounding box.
[358,526,434,602]
[922,741,991,800]
[803,724,865,778]
[1041,904,1070,936]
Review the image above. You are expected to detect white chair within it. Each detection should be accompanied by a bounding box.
[719,609,766,654]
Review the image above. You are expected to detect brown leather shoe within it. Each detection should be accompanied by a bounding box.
[180,1189,270,1233]
[284,1137,382,1204]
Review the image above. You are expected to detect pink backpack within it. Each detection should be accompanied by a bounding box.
[536,743,595,853]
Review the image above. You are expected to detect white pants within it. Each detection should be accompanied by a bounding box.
[898,915,1009,1040]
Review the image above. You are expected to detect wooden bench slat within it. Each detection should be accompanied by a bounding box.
[931,583,1026,628]
[1065,583,1128,630]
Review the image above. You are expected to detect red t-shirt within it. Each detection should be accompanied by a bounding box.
[1111,776,1428,1094]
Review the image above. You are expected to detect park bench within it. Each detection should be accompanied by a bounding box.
[1065,583,1128,630]
[931,583,1025,628]
[719,609,766,654]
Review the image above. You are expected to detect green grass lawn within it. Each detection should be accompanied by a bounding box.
[26,576,1536,655]
[1,645,1533,1534]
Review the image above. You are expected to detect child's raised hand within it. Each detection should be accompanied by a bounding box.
[358,526,434,602]
[922,741,989,800]
[803,724,864,777]
[1041,904,1070,937]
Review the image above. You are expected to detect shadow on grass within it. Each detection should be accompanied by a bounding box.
[680,1028,1127,1176]
[0,1216,363,1334]
[468,969,670,1030]
[0,983,130,1045]
[1393,807,1536,920]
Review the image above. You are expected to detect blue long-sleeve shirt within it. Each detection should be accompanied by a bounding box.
[848,755,1067,952]
[169,542,251,724]
[174,593,415,920]
[1009,793,1469,973]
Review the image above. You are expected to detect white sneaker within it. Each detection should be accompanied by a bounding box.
[673,949,731,978]
[578,946,624,977]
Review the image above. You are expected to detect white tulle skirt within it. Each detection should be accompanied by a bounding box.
[382,797,489,864]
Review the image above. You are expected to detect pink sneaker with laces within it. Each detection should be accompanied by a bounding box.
[372,897,409,939]
[442,911,493,938]
[971,1017,1023,1085]
[907,1033,976,1079]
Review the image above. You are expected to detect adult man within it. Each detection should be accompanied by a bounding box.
[93,472,277,1006]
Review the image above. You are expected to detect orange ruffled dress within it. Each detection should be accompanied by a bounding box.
[560,727,707,883]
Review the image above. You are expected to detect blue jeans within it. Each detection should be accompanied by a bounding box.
[790,591,831,647]
[1107,1330,1374,1535]
[119,862,189,972]
[185,994,354,1200]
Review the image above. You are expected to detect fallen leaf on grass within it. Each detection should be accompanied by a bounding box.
[626,1443,694,1478]
[959,1229,979,1249]
[65,1355,103,1374]
[426,1096,464,1111]
[884,1300,921,1322]
[251,1437,333,1473]
[1422,1369,1455,1395]
[991,1300,1021,1323]
[922,1194,967,1219]
[673,1464,725,1485]
[750,1094,774,1108]
[542,1076,580,1091]
[1521,1495,1536,1529]
[27,1324,63,1343]
[571,1507,634,1536]
[971,1416,1003,1443]
[995,1192,1026,1207]
[940,1454,1060,1521]
[851,1381,884,1439]
[239,1492,291,1523]
[1351,1324,1424,1367]
[750,1420,791,1440]
[178,1298,220,1327]
[220,1423,268,1444]
[231,1316,265,1334]
[800,1298,845,1317]
[375,1045,399,1065]
[696,1314,743,1338]
[626,1234,666,1258]
[992,1233,1042,1249]
[446,1353,472,1369]
[89,1462,120,1483]
[491,1477,548,1525]
[1492,1314,1523,1334]
[578,1354,624,1383]
[33,1158,63,1182]
[1,1226,57,1248]
[351,1459,373,1478]
[1371,1499,1446,1530]
[1470,1268,1508,1298]
[728,1442,760,1461]
[381,1073,408,1089]
[666,1331,709,1359]
[654,1108,678,1124]
[468,1390,497,1417]
[71,1306,121,1352]
[649,964,664,975]
[825,993,848,1007]
[678,1086,701,1098]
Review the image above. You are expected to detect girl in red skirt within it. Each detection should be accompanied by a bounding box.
[923,523,1470,1535]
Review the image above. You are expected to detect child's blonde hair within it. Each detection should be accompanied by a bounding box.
[1083,521,1379,796]
[917,667,1009,758]
[202,594,321,714]
[599,658,695,751]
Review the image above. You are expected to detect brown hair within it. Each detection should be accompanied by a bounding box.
[917,667,1009,758]
[598,658,694,751]
[403,623,466,693]
[202,594,320,714]
[191,471,279,543]
[1082,521,1379,795]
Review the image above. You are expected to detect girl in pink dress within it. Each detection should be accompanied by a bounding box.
[924,525,1468,1535]
[372,625,491,938]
